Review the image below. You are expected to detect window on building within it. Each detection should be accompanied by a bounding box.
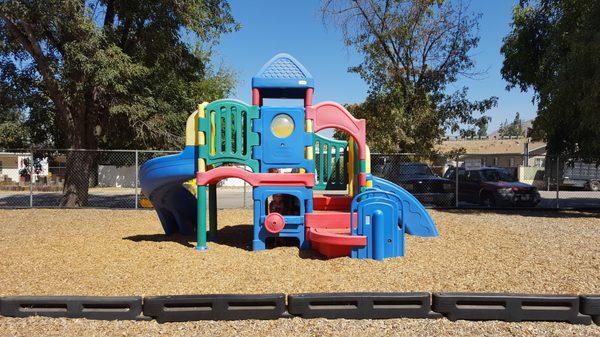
[509,158,515,167]
[493,157,498,166]
[534,158,545,168]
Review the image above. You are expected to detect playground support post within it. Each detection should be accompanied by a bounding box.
[197,185,207,250]
[209,184,217,239]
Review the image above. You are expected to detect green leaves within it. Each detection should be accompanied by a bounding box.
[322,0,496,154]
[0,0,237,150]
[501,0,600,158]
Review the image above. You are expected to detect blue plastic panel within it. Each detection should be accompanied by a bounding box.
[253,106,313,173]
[369,175,439,237]
[252,53,314,90]
[251,186,313,251]
[350,190,404,260]
[139,146,197,235]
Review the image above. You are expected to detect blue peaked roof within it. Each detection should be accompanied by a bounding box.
[252,53,314,98]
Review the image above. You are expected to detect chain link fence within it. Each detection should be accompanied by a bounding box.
[0,149,176,209]
[0,149,598,209]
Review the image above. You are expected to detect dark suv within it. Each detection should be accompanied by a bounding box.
[444,167,540,207]
[380,163,455,206]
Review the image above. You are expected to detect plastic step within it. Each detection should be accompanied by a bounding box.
[305,212,356,229]
[313,195,352,211]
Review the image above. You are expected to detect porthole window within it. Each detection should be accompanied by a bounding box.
[270,114,294,138]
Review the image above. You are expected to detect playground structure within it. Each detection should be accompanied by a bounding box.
[140,53,438,260]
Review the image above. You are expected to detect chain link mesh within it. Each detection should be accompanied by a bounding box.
[1,149,599,209]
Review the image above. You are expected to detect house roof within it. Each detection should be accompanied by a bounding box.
[436,138,546,155]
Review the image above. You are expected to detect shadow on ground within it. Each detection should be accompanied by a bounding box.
[123,223,329,259]
[123,233,195,248]
[0,192,137,208]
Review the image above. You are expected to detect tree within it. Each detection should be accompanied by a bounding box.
[476,117,489,137]
[459,114,490,138]
[501,0,600,158]
[498,112,524,137]
[1,1,237,206]
[322,0,497,153]
[0,110,28,149]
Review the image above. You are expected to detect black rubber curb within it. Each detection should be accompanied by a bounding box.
[432,293,591,325]
[0,296,144,320]
[142,294,286,322]
[0,293,597,325]
[581,295,600,325]
[288,292,441,319]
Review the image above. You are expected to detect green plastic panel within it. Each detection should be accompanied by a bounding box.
[199,99,260,172]
[313,134,348,190]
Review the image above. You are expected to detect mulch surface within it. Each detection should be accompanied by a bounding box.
[0,208,598,336]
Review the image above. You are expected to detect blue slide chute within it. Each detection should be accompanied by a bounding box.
[369,175,439,237]
[139,146,197,235]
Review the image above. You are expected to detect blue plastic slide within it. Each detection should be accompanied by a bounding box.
[139,146,197,235]
[369,175,439,237]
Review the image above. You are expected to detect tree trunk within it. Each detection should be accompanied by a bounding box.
[59,100,100,207]
[61,150,96,207]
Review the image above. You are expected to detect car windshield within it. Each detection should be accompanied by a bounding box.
[398,164,433,176]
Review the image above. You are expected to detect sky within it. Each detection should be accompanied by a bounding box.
[212,0,537,134]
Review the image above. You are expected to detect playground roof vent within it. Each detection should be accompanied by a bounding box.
[252,53,314,99]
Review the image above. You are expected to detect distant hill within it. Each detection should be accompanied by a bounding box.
[489,119,534,138]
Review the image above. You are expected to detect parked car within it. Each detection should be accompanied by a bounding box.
[380,162,455,206]
[444,167,540,207]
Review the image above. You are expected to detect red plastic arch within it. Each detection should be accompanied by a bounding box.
[196,167,315,187]
[306,101,367,160]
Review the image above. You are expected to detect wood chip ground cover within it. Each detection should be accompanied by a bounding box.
[0,208,598,336]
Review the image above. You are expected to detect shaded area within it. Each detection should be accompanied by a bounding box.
[124,223,328,259]
[123,233,195,248]
[0,191,137,208]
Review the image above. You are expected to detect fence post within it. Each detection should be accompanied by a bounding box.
[134,150,139,209]
[555,154,560,209]
[455,155,459,208]
[243,181,247,208]
[29,148,33,208]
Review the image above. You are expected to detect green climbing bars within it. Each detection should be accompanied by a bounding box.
[313,134,348,190]
[198,99,260,172]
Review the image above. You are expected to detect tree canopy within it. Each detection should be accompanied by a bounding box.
[498,112,524,138]
[322,0,496,153]
[501,0,600,158]
[0,0,238,205]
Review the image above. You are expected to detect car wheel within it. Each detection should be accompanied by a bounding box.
[481,193,495,207]
[588,180,599,192]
